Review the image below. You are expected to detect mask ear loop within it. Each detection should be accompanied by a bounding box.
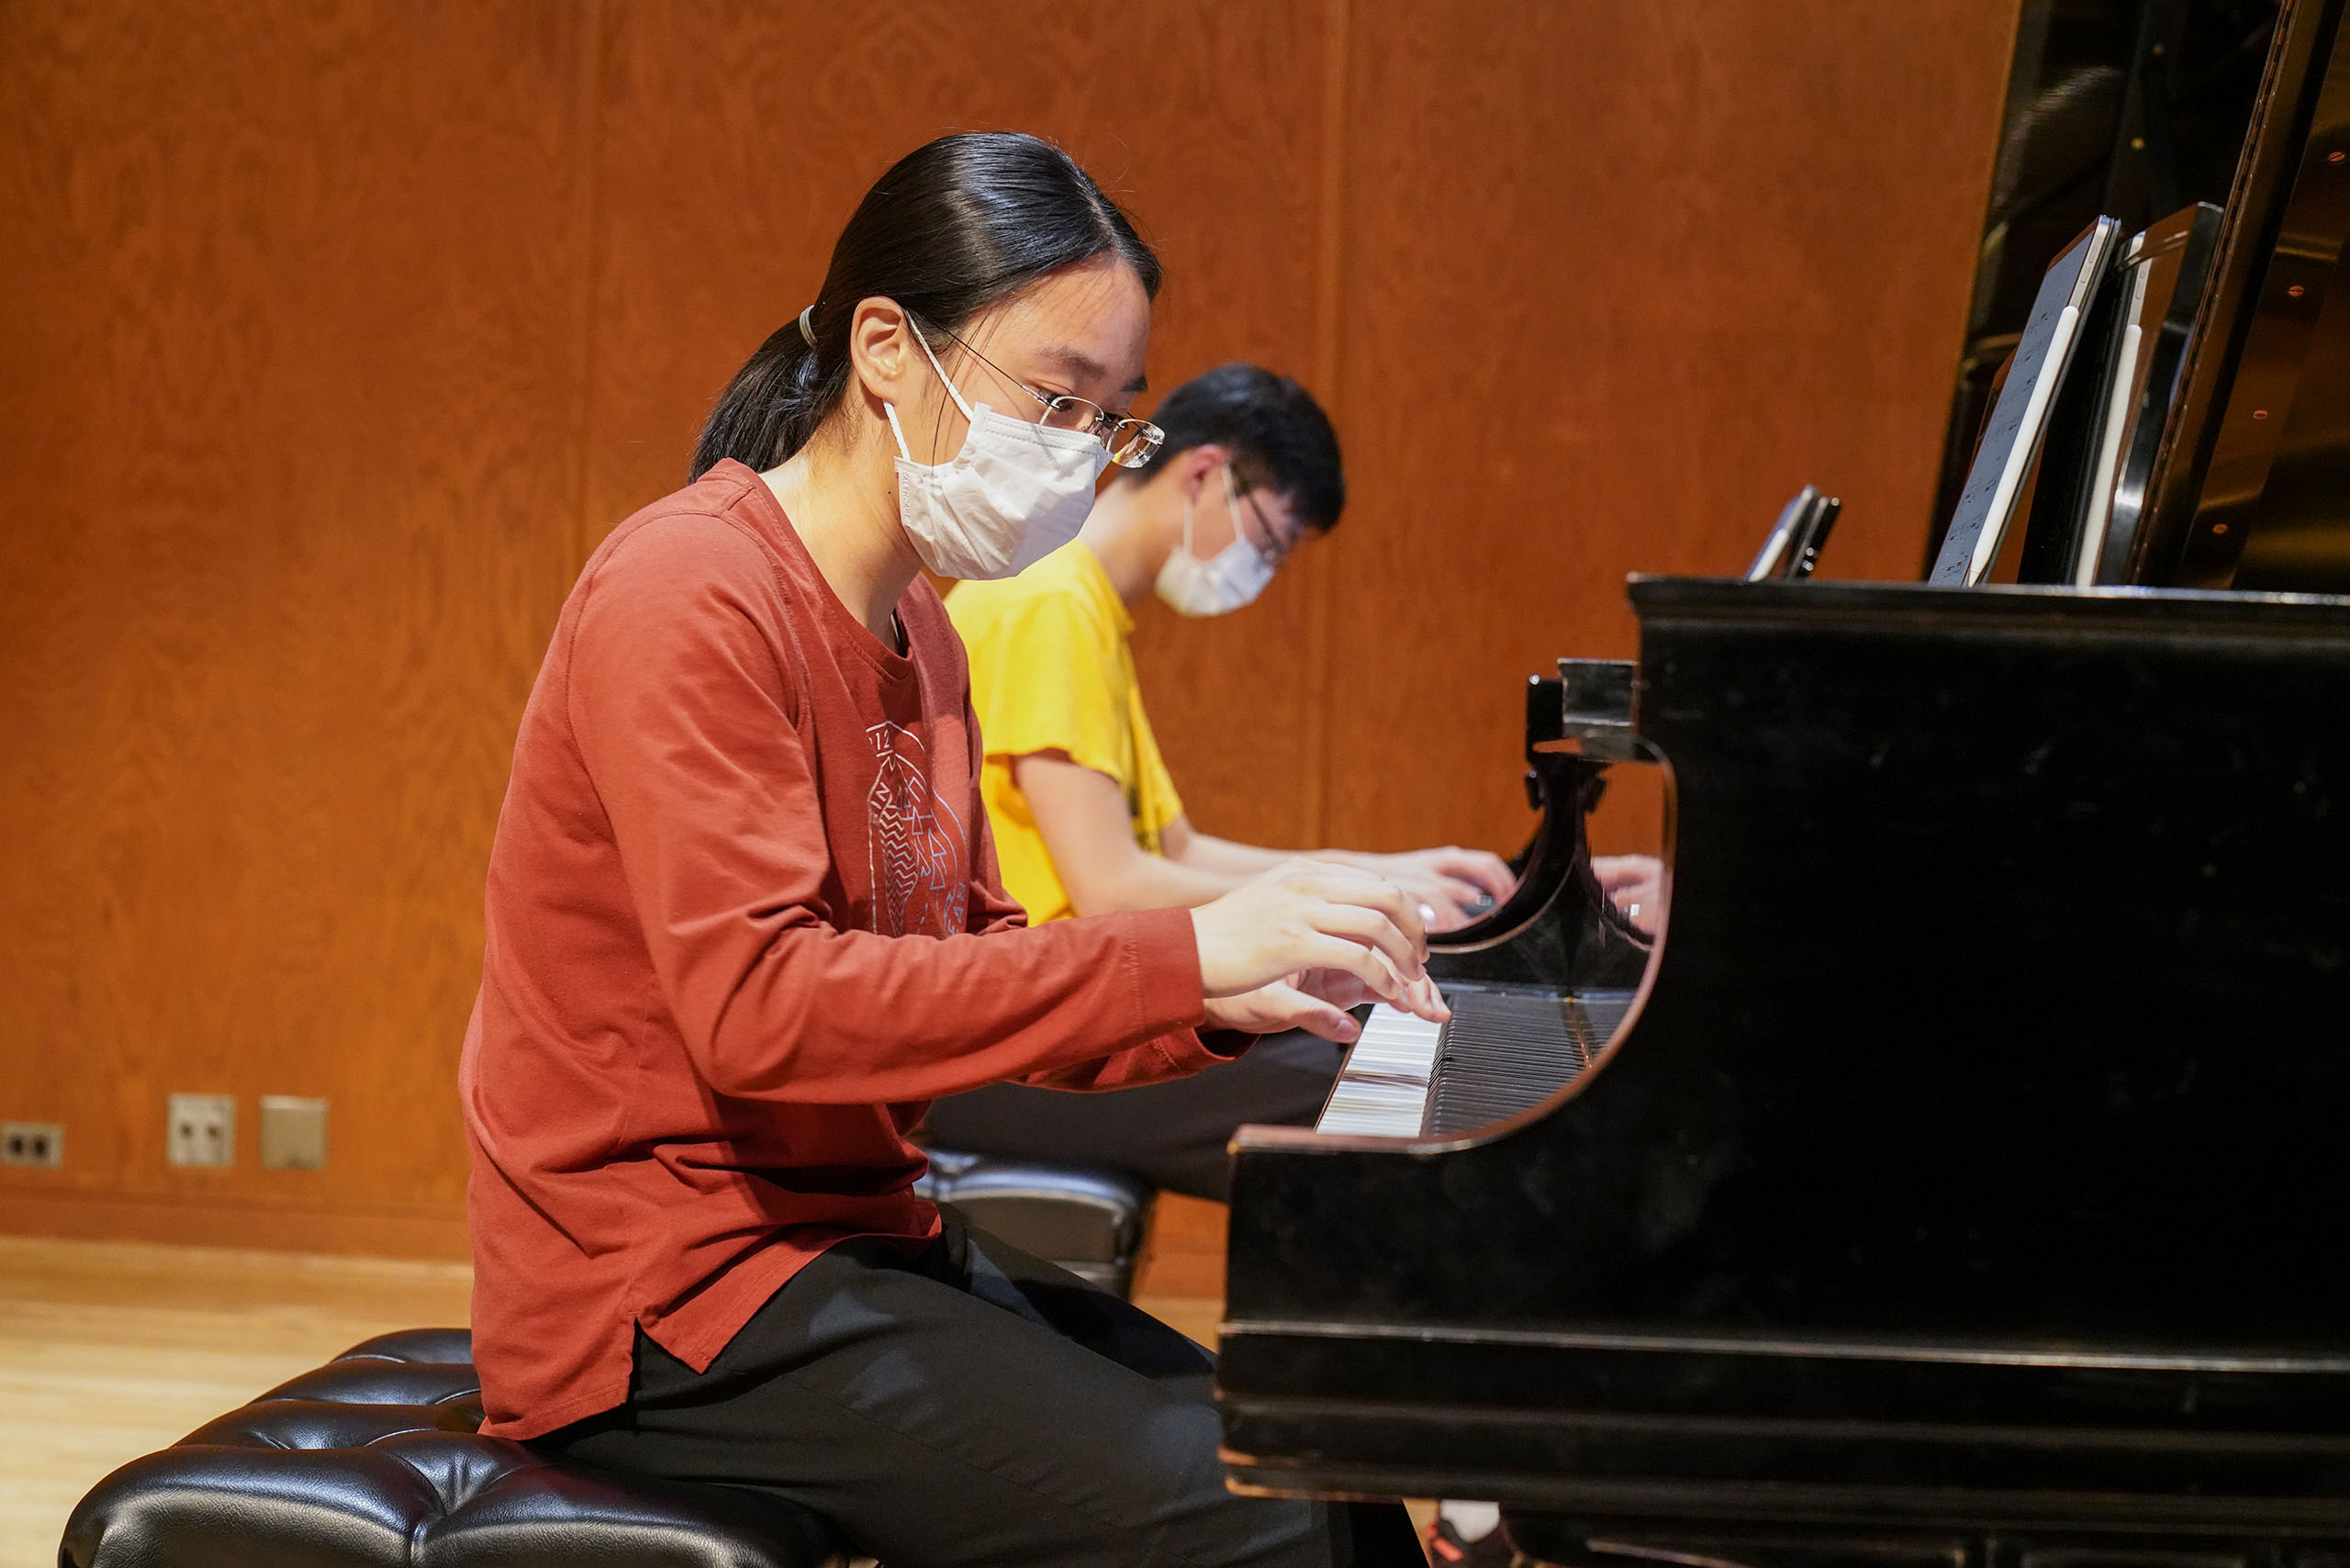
[1181,460,1242,567]
[1218,461,1271,573]
[910,323,976,420]
[882,318,979,464]
[881,402,916,462]
[1178,468,1202,563]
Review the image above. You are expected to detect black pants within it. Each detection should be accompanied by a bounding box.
[539,1219,1418,1568]
[923,1031,1345,1200]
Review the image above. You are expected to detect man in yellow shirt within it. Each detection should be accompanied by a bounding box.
[926,363,1516,1198]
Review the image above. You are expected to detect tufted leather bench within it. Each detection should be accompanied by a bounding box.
[62,1327,856,1568]
[62,1158,1152,1567]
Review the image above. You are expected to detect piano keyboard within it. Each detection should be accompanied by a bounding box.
[1316,984,1635,1137]
[1315,1004,1446,1136]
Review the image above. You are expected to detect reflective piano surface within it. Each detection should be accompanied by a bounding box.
[1316,985,1634,1141]
[1315,667,1657,1142]
[1218,577,2350,1561]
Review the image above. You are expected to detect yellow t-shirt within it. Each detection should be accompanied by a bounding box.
[946,543,1184,924]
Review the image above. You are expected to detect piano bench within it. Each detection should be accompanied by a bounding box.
[914,1148,1152,1296]
[61,1327,856,1568]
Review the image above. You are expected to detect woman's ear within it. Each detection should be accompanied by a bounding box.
[845,297,914,409]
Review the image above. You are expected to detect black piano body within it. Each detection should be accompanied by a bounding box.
[1219,577,2350,1560]
[1217,4,2350,1556]
[1422,670,1651,995]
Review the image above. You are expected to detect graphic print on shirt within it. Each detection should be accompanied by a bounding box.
[866,721,966,937]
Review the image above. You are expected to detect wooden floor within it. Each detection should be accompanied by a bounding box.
[0,1212,1229,1566]
[0,1235,475,1567]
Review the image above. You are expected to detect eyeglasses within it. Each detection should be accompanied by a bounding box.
[912,315,1166,468]
[1227,470,1307,566]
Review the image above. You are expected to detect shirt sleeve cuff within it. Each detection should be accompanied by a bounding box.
[1122,904,1205,1034]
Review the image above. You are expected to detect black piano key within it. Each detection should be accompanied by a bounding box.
[1425,987,1631,1137]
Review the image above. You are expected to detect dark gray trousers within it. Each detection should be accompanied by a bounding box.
[538,1218,1419,1568]
[923,1030,1346,1200]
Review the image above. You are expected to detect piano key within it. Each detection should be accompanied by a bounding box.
[1316,989,1634,1139]
[1316,1004,1443,1137]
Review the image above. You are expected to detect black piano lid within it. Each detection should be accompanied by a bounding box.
[1629,569,2350,629]
[1933,0,2350,594]
[1221,577,2350,1523]
[2133,0,2350,588]
[1930,0,2277,559]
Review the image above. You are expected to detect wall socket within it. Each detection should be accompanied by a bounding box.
[166,1093,235,1168]
[259,1096,328,1170]
[1,1122,62,1169]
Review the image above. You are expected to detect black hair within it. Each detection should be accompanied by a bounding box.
[1120,362,1345,532]
[690,132,1161,481]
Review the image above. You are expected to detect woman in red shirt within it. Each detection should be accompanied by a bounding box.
[461,131,1438,1567]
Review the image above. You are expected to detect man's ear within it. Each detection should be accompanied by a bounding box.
[1176,442,1226,502]
[845,297,915,408]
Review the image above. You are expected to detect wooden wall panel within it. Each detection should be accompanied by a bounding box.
[1318,0,2020,854]
[0,1,595,1253]
[580,0,1333,847]
[0,0,2020,1254]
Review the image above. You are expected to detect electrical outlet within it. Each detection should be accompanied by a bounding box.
[1,1122,62,1170]
[259,1096,328,1170]
[167,1093,235,1168]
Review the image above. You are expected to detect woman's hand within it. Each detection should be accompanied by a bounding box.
[1594,853,1662,935]
[1190,859,1440,1018]
[1203,967,1449,1042]
[1365,846,1516,933]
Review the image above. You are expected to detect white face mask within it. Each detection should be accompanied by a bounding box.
[885,328,1110,581]
[1155,464,1279,617]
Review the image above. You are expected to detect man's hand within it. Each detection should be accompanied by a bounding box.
[1594,853,1662,935]
[1367,846,1517,933]
[1191,859,1443,1017]
[1203,967,1450,1042]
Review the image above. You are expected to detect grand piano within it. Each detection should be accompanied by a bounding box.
[1215,2,2350,1562]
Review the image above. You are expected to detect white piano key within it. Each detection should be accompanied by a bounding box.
[1315,1004,1445,1137]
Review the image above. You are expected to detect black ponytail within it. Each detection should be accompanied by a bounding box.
[690,132,1161,482]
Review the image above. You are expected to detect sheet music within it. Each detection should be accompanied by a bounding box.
[1931,216,2121,587]
[1747,486,1818,580]
[2077,203,2223,586]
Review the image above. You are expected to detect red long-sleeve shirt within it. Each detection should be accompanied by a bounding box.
[460,460,1226,1439]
